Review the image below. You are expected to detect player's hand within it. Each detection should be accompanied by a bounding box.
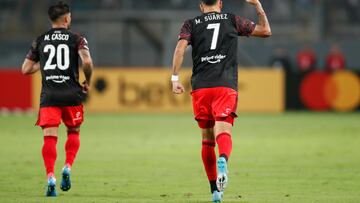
[246,0,261,6]
[172,81,185,94]
[82,80,90,94]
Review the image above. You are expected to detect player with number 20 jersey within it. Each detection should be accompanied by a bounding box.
[171,0,271,202]
[29,28,89,107]
[21,2,93,197]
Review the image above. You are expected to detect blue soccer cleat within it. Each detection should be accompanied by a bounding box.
[212,190,223,202]
[60,166,71,191]
[46,176,57,197]
[216,157,228,192]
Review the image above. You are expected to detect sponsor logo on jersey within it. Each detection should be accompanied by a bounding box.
[45,75,70,83]
[201,54,226,64]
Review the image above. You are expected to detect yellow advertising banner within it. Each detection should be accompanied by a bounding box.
[237,69,284,112]
[32,68,284,113]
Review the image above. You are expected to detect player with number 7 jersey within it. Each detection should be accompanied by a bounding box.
[21,1,93,197]
[171,0,271,202]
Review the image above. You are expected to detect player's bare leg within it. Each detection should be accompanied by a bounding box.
[42,127,58,197]
[214,121,233,192]
[61,126,81,191]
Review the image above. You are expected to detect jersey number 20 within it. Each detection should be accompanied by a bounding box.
[43,44,70,70]
[207,23,220,50]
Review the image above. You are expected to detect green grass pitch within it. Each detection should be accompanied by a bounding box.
[0,112,359,203]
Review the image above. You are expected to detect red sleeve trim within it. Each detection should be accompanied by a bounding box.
[235,16,256,37]
[26,38,40,62]
[178,20,192,43]
[77,36,89,50]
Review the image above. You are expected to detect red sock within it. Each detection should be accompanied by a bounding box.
[216,132,232,160]
[42,136,58,176]
[202,140,217,181]
[65,132,80,167]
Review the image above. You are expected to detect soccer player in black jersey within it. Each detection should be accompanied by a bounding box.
[21,2,93,197]
[171,0,271,201]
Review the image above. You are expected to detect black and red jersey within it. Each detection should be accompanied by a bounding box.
[178,12,255,91]
[26,28,89,107]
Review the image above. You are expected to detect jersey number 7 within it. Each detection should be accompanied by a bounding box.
[207,23,220,50]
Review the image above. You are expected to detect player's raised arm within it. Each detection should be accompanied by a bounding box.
[79,48,93,93]
[246,0,271,38]
[171,39,188,94]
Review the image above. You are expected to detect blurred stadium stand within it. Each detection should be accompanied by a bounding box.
[0,0,360,70]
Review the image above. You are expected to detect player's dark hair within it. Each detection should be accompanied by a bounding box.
[48,1,70,22]
[200,0,218,6]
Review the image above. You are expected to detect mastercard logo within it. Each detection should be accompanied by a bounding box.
[300,71,360,112]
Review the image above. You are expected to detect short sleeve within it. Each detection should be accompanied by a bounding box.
[235,16,256,37]
[26,38,40,62]
[77,35,89,50]
[178,20,192,44]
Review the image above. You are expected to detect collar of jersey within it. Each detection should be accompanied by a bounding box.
[51,27,68,30]
[203,11,221,14]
